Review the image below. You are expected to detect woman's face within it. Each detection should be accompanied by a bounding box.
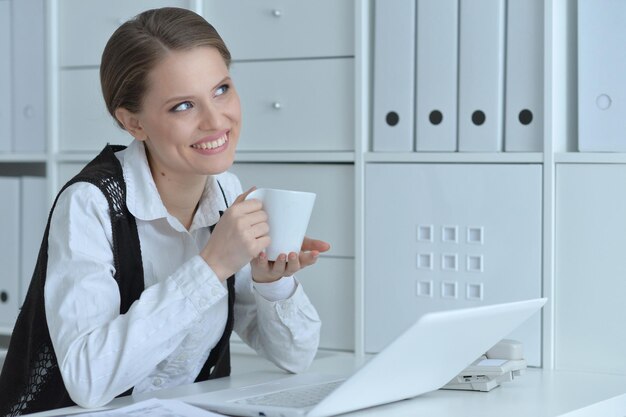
[133,46,241,179]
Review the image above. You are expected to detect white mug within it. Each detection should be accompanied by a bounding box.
[246,188,316,261]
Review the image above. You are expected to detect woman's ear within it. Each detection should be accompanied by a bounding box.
[115,107,147,141]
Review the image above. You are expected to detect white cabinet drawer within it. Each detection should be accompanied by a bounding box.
[0,177,20,328]
[59,0,191,67]
[204,0,354,60]
[231,58,354,152]
[60,69,132,152]
[20,177,48,304]
[60,162,355,351]
[296,257,354,351]
[216,259,354,352]
[59,162,355,257]
[230,163,354,258]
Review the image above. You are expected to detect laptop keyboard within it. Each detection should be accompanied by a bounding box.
[235,380,344,408]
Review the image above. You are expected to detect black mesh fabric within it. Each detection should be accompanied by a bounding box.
[0,145,234,416]
[3,344,55,416]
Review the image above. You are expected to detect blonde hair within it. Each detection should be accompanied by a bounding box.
[100,7,231,129]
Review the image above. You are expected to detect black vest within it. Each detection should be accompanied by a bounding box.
[0,145,235,416]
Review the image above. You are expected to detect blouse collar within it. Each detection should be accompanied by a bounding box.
[117,140,226,232]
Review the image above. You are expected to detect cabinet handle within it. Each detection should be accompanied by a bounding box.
[272,9,282,17]
[272,102,282,110]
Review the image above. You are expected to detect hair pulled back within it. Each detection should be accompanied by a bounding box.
[100,7,231,129]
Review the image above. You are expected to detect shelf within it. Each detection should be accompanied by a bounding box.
[55,151,626,165]
[556,153,626,164]
[235,151,356,163]
[53,151,357,164]
[0,154,47,163]
[1,0,602,370]
[54,153,97,163]
[364,152,544,164]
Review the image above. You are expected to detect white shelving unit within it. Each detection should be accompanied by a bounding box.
[2,0,625,375]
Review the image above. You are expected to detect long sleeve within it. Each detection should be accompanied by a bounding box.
[44,182,229,408]
[45,157,323,408]
[219,173,321,372]
[232,265,321,373]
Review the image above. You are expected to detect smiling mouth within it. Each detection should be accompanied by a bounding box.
[190,133,228,150]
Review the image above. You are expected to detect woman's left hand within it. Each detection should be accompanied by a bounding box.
[251,237,331,283]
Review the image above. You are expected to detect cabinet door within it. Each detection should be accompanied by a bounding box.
[59,0,191,67]
[230,163,354,258]
[58,162,355,351]
[60,69,131,152]
[556,164,626,373]
[296,257,354,351]
[20,177,48,303]
[57,163,86,188]
[230,257,354,352]
[365,164,543,366]
[230,59,354,152]
[0,177,20,329]
[0,0,11,152]
[204,0,354,60]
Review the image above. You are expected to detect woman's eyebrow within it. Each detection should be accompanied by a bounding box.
[163,95,194,107]
[162,77,232,107]
[213,76,232,89]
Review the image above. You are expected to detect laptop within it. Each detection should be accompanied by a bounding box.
[186,298,547,417]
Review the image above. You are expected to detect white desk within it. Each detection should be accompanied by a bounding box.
[26,350,626,417]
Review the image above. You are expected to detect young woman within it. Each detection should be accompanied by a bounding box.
[0,7,329,416]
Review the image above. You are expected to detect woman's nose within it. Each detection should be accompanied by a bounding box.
[198,103,222,130]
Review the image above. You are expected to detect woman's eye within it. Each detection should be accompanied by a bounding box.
[171,101,193,112]
[215,84,230,97]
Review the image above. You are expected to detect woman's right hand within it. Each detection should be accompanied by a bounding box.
[201,187,270,281]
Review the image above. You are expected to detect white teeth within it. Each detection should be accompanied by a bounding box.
[192,134,228,150]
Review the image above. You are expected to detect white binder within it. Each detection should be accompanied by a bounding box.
[504,0,544,152]
[0,177,21,328]
[0,0,11,153]
[415,0,458,152]
[372,0,415,152]
[578,0,626,151]
[11,0,46,153]
[20,177,48,304]
[458,0,505,152]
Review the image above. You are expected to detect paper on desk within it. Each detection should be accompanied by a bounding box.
[68,398,225,417]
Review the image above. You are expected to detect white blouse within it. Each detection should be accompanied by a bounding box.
[44,140,321,408]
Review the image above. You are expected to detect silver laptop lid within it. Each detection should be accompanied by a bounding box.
[308,298,547,417]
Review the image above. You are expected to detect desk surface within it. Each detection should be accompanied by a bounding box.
[26,350,626,417]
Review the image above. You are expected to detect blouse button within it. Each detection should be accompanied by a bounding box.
[153,377,163,387]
